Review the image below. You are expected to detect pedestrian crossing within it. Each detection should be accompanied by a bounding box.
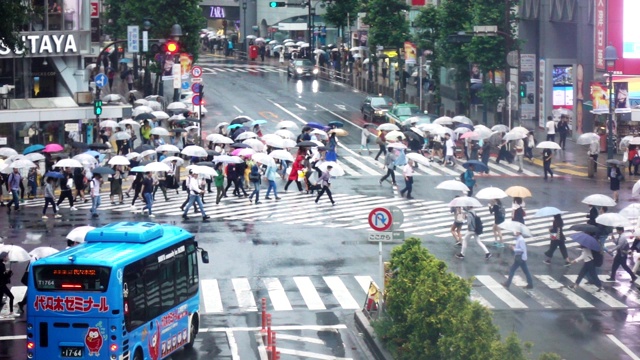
[196,63,287,75]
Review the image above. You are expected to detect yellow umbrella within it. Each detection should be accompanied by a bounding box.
[505,186,532,198]
[329,128,349,137]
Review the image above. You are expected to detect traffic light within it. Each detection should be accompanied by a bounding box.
[519,84,526,98]
[269,1,286,7]
[164,40,180,55]
[93,99,103,116]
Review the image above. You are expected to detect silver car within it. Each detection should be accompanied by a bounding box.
[287,59,318,80]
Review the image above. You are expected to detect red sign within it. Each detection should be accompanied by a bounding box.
[191,66,203,78]
[90,1,99,18]
[368,208,392,232]
[411,0,426,5]
[33,295,110,313]
[595,0,606,71]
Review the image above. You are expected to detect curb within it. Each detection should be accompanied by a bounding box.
[353,310,393,360]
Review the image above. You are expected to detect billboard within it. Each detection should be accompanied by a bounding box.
[607,0,640,74]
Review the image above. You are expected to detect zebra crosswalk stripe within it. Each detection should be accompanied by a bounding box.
[323,276,360,309]
[534,275,594,308]
[564,275,627,308]
[263,278,293,311]
[293,277,326,310]
[200,279,224,313]
[475,275,528,309]
[232,278,258,312]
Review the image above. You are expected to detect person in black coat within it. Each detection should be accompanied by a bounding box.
[0,252,14,316]
[609,164,622,202]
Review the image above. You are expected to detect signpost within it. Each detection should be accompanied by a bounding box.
[368,207,405,304]
[127,26,139,53]
[90,1,99,18]
[94,73,107,89]
[191,66,203,78]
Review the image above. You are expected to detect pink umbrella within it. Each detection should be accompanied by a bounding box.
[460,132,480,140]
[231,148,243,156]
[43,143,64,153]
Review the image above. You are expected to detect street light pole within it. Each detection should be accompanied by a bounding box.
[242,0,248,56]
[604,44,618,160]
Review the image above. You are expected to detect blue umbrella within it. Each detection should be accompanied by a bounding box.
[251,119,268,126]
[570,232,601,251]
[129,166,146,172]
[307,122,325,130]
[328,121,344,128]
[462,160,488,173]
[532,206,564,218]
[119,58,132,63]
[84,150,100,157]
[23,144,45,155]
[44,171,64,179]
[228,124,243,130]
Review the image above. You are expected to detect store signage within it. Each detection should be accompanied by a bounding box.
[210,6,225,18]
[200,6,239,19]
[594,0,605,71]
[0,34,78,57]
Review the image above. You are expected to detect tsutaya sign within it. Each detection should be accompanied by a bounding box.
[0,33,78,57]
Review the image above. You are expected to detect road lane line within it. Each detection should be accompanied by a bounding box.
[278,348,353,360]
[255,332,270,360]
[354,276,375,294]
[506,275,559,309]
[336,160,361,176]
[232,278,258,312]
[294,277,326,310]
[276,334,325,345]
[475,275,528,309]
[343,156,381,175]
[323,276,360,309]
[233,105,244,113]
[564,275,627,308]
[607,335,640,360]
[470,288,494,308]
[263,278,292,311]
[200,279,224,313]
[226,330,241,360]
[535,275,594,308]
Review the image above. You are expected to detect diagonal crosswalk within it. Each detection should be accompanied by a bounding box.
[195,62,287,75]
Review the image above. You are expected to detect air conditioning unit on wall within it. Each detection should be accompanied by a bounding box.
[75,91,93,105]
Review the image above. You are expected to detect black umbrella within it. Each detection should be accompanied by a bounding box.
[171,128,187,133]
[184,117,201,123]
[197,161,215,167]
[71,141,89,149]
[134,145,154,153]
[317,146,328,151]
[206,150,220,156]
[231,143,250,148]
[92,166,115,175]
[135,113,156,121]
[403,131,422,142]
[230,116,253,125]
[569,224,599,234]
[297,141,318,147]
[88,143,109,150]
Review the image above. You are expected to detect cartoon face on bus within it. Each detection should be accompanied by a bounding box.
[85,327,103,356]
[148,322,160,360]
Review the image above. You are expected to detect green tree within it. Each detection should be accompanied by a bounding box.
[0,1,29,52]
[322,0,359,44]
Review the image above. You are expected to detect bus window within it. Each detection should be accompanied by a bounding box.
[34,265,111,292]
[159,260,175,312]
[144,262,161,319]
[187,248,199,297]
[175,251,188,303]
[124,261,145,331]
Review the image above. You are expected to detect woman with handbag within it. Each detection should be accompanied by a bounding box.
[544,214,571,265]
[609,163,623,202]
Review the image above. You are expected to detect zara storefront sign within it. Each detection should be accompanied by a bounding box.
[0,33,78,57]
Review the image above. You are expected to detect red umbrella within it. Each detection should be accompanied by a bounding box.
[43,143,64,153]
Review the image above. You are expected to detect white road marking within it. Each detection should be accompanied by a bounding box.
[233,105,244,113]
[324,276,360,309]
[226,329,241,360]
[263,278,292,311]
[293,277,326,310]
[475,275,528,309]
[506,275,559,309]
[470,289,494,308]
[607,335,640,360]
[276,333,326,345]
[200,279,224,313]
[354,275,375,294]
[535,275,594,308]
[232,278,258,311]
[343,156,381,175]
[200,324,348,332]
[564,275,627,308]
[278,348,353,360]
[296,103,307,110]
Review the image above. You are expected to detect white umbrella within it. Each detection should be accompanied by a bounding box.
[436,180,469,192]
[317,161,345,177]
[132,106,153,117]
[161,156,184,166]
[282,139,297,148]
[236,132,258,141]
[184,126,199,132]
[73,154,98,165]
[620,203,640,218]
[433,116,453,125]
[0,245,30,262]
[25,153,45,162]
[577,133,600,145]
[473,125,493,139]
[405,152,431,167]
[313,49,325,55]
[134,99,149,106]
[633,180,640,197]
[498,220,532,237]
[491,124,509,133]
[143,161,171,172]
[532,206,565,218]
[582,194,616,207]
[246,35,257,40]
[125,152,140,160]
[275,129,296,140]
[387,142,407,149]
[167,102,187,110]
[100,120,119,129]
[66,226,95,243]
[503,132,527,142]
[630,137,640,146]
[189,165,216,176]
[212,155,243,164]
[206,134,234,144]
[181,145,208,157]
[454,127,471,134]
[417,123,445,133]
[147,101,163,111]
[150,127,170,136]
[510,126,529,135]
[169,114,186,122]
[269,149,294,162]
[0,147,18,157]
[151,111,170,120]
[278,120,299,130]
[448,196,483,208]
[596,213,630,227]
[263,135,284,148]
[253,153,276,167]
[29,246,59,259]
[53,159,82,168]
[108,155,130,166]
[435,127,454,137]
[243,138,265,152]
[114,131,131,140]
[377,123,399,131]
[452,115,473,125]
[386,130,406,141]
[269,40,279,45]
[119,119,140,127]
[475,187,508,200]
[536,141,561,150]
[155,144,180,153]
[238,148,255,157]
[138,149,156,159]
[311,129,329,139]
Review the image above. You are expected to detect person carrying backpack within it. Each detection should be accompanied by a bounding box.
[456,207,491,260]
[569,245,603,291]
[461,165,476,196]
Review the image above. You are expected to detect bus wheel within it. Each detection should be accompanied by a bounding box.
[133,348,143,360]
[185,315,199,349]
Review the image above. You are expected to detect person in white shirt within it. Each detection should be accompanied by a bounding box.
[545,116,556,141]
[444,133,456,167]
[360,127,373,155]
[569,245,602,291]
[400,160,414,199]
[89,174,102,218]
[588,138,600,173]
[514,138,525,173]
[182,171,209,221]
[503,231,533,289]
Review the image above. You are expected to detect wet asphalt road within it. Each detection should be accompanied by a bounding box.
[3,56,640,359]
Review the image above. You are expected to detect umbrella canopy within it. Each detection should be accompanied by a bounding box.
[108,155,130,166]
[606,159,625,166]
[498,220,532,237]
[70,142,89,149]
[317,161,345,176]
[460,131,481,140]
[29,246,59,259]
[328,121,344,128]
[0,245,30,262]
[212,155,243,164]
[43,143,64,153]
[569,224,599,234]
[491,124,509,133]
[329,128,349,137]
[23,144,45,155]
[433,116,453,125]
[252,153,276,167]
[66,226,96,243]
[473,126,494,139]
[230,142,250,149]
[99,120,119,129]
[89,143,110,150]
[311,129,328,139]
[505,186,532,198]
[181,145,208,157]
[25,153,45,162]
[377,123,400,131]
[135,112,157,122]
[263,136,284,148]
[0,147,18,157]
[296,141,318,148]
[238,148,255,157]
[436,180,469,192]
[405,152,431,167]
[452,115,473,125]
[536,141,561,150]
[630,137,640,146]
[134,99,149,106]
[124,152,140,161]
[133,145,154,153]
[167,102,188,110]
[243,138,265,152]
[251,119,268,126]
[161,156,184,166]
[147,101,163,111]
[188,165,217,176]
[448,196,483,208]
[275,129,296,140]
[387,142,407,149]
[462,160,488,173]
[235,132,258,141]
[475,187,508,200]
[138,149,156,159]
[207,134,234,144]
[73,153,98,165]
[307,122,326,130]
[570,232,601,251]
[596,213,630,227]
[532,206,564,217]
[582,194,616,207]
[155,144,180,153]
[143,162,171,172]
[129,166,146,172]
[151,111,170,120]
[385,130,406,141]
[577,132,600,145]
[503,131,527,142]
[620,203,640,218]
[92,166,115,175]
[277,120,299,130]
[114,131,131,140]
[269,150,295,162]
[44,171,65,179]
[9,159,36,169]
[150,127,170,136]
[230,116,253,125]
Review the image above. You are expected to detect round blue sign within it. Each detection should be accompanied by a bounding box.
[181,81,190,90]
[191,95,201,106]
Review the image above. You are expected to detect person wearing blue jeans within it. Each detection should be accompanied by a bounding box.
[141,172,155,218]
[503,231,533,289]
[182,172,209,221]
[6,168,22,213]
[264,164,281,200]
[89,174,102,218]
[248,163,262,205]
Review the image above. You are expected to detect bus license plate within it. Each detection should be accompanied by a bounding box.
[61,346,83,357]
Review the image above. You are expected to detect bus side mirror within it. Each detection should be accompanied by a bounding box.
[200,250,209,264]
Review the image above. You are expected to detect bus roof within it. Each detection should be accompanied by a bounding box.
[34,222,194,269]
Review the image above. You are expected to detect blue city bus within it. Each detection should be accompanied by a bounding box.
[25,222,209,360]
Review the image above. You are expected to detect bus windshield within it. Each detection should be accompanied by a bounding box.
[33,265,111,292]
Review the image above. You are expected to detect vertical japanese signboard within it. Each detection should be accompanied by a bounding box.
[595,0,606,71]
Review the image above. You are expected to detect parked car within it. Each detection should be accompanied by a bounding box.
[361,95,395,123]
[287,59,318,79]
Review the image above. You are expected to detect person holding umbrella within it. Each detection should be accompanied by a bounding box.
[400,159,415,199]
[502,225,533,289]
[141,172,156,218]
[57,172,76,211]
[461,164,476,196]
[6,167,22,214]
[569,245,603,291]
[608,163,623,202]
[42,177,61,219]
[379,147,397,186]
[543,148,554,180]
[489,199,505,247]
[89,173,102,218]
[360,125,373,155]
[606,227,637,283]
[544,214,571,265]
[182,171,210,221]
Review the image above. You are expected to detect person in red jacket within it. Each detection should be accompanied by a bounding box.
[284,155,304,192]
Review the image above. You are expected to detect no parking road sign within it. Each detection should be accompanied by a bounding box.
[369,207,393,232]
